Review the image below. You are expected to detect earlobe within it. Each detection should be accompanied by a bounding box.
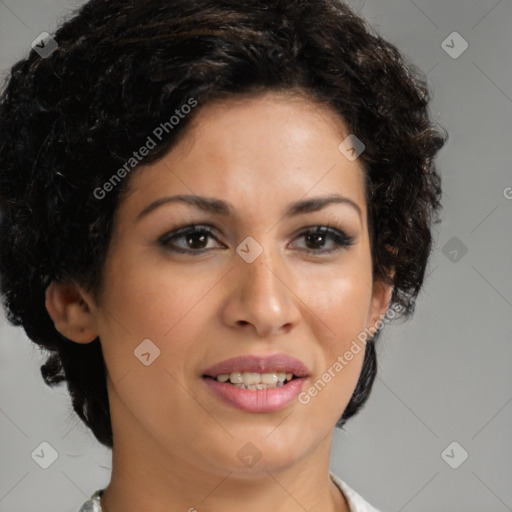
[45,281,99,343]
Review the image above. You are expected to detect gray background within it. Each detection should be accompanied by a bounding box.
[1,0,511,511]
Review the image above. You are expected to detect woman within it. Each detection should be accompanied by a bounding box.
[0,0,446,510]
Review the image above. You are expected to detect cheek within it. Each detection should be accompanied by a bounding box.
[96,255,240,422]
[100,251,224,340]
[97,256,221,439]
[298,260,373,344]
[293,262,371,425]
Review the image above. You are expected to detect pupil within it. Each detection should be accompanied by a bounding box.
[306,233,324,249]
[188,233,207,249]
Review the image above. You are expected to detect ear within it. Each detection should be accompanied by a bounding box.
[45,281,99,343]
[366,269,395,333]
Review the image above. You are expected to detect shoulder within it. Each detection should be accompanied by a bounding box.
[330,471,383,512]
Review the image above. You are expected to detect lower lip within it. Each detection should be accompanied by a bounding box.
[202,377,307,413]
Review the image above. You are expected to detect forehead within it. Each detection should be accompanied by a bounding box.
[121,91,367,225]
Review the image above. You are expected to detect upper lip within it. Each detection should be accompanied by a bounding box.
[202,354,309,378]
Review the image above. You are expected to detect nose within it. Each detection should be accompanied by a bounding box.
[220,245,301,338]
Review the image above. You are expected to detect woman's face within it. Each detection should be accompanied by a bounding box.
[81,91,392,476]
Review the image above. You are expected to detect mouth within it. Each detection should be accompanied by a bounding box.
[201,354,309,412]
[202,371,299,390]
[201,374,308,413]
[201,353,309,385]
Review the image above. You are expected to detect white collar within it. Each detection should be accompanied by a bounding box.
[330,471,382,512]
[77,472,382,512]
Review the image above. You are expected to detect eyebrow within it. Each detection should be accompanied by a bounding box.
[136,193,362,223]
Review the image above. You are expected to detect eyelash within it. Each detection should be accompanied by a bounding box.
[158,224,355,255]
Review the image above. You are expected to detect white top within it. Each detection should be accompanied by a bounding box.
[329,471,382,512]
[77,471,381,512]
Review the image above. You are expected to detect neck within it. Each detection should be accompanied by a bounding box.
[101,423,349,512]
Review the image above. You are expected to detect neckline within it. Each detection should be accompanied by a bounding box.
[87,474,352,512]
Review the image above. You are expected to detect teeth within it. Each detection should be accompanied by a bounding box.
[215,371,297,388]
[229,372,244,384]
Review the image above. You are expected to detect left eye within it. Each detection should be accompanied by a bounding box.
[294,226,355,253]
[159,224,355,254]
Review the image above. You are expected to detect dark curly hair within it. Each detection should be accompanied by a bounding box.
[0,0,446,449]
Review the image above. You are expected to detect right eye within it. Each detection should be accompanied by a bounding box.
[158,224,225,254]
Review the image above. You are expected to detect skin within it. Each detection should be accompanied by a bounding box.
[46,91,393,512]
